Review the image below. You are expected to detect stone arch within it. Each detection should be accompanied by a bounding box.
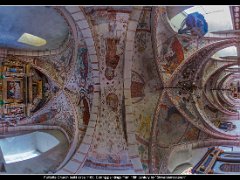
[55,6,101,174]
[123,6,145,174]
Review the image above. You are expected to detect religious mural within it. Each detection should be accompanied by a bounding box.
[31,69,53,113]
[131,7,162,173]
[84,7,131,26]
[77,48,89,81]
[7,81,22,99]
[105,38,120,80]
[64,41,93,129]
[162,36,184,74]
[84,7,131,170]
[75,47,93,127]
[47,92,76,141]
[34,110,58,124]
[157,106,188,146]
[135,8,151,53]
[131,71,145,103]
[137,114,151,139]
[230,81,240,99]
[77,88,90,126]
[0,58,52,123]
[180,125,200,142]
[38,39,74,73]
[0,5,239,175]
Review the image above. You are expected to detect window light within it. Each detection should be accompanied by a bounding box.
[18,33,47,47]
[4,150,40,164]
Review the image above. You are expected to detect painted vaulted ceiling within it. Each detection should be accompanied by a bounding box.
[1,6,240,175]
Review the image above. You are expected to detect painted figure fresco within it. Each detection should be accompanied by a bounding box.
[182,125,200,141]
[157,106,188,146]
[135,8,151,52]
[106,93,119,112]
[77,88,90,126]
[105,38,120,80]
[77,47,88,81]
[137,114,151,139]
[7,81,15,98]
[131,71,145,103]
[230,82,240,99]
[138,10,148,29]
[136,32,147,52]
[214,120,236,132]
[105,92,124,140]
[162,37,184,74]
[131,83,144,98]
[7,81,21,99]
[34,110,58,123]
[87,85,94,94]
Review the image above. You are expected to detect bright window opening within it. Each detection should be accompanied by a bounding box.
[170,6,233,36]
[228,65,240,69]
[4,150,40,164]
[181,167,193,174]
[18,33,47,47]
[212,46,237,58]
[0,131,59,164]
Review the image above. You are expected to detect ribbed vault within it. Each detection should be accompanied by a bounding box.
[1,5,240,175]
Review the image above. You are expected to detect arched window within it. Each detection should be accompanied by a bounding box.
[170,6,233,36]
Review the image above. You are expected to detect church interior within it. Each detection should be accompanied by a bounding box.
[1,5,240,175]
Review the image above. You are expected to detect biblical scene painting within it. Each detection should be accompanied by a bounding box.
[230,81,240,99]
[7,80,22,100]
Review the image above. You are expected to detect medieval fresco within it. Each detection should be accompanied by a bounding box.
[180,125,200,142]
[84,7,132,26]
[131,71,145,103]
[157,103,188,146]
[230,81,240,99]
[130,7,162,173]
[0,58,55,125]
[64,30,94,129]
[0,5,238,175]
[162,36,184,74]
[30,91,76,141]
[105,38,120,80]
[82,7,132,170]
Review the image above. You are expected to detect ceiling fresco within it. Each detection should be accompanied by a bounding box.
[1,5,240,175]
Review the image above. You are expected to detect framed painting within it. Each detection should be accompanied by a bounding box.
[3,78,24,103]
[3,63,25,77]
[3,103,26,118]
